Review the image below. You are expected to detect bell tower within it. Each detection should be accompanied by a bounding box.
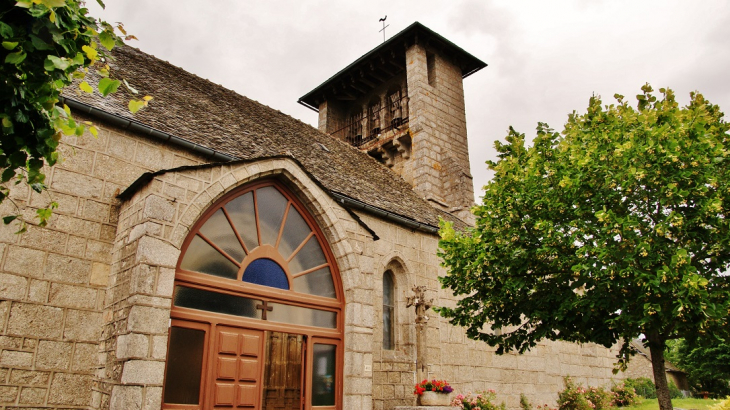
[298,22,486,221]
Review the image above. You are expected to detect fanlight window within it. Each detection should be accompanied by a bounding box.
[179,183,337,299]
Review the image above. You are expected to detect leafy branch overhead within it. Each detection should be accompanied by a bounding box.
[437,85,730,410]
[0,0,150,231]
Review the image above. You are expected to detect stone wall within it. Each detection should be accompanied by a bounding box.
[406,42,474,215]
[0,114,209,410]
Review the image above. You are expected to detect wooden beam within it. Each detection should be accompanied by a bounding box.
[379,57,396,76]
[358,71,376,88]
[349,78,367,94]
[369,63,387,82]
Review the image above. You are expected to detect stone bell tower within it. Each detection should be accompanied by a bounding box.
[298,22,486,221]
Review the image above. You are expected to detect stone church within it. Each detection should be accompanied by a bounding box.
[0,22,633,410]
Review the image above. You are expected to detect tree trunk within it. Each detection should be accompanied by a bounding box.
[647,335,673,410]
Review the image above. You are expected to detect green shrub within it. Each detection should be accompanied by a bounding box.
[520,394,533,410]
[668,381,683,399]
[584,387,613,410]
[625,377,657,399]
[557,378,593,410]
[610,382,639,407]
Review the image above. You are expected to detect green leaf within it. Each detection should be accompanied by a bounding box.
[44,58,55,71]
[128,99,146,114]
[30,183,44,194]
[98,78,120,97]
[36,207,53,227]
[1,117,12,128]
[41,0,67,8]
[14,1,32,8]
[29,34,52,50]
[96,0,106,8]
[5,51,27,64]
[99,30,115,51]
[1,168,15,183]
[2,41,18,50]
[45,55,70,70]
[0,21,13,38]
[88,126,98,137]
[79,81,93,94]
[81,45,97,61]
[123,78,138,94]
[72,52,84,66]
[2,215,17,225]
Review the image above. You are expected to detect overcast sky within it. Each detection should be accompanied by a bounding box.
[85,0,730,200]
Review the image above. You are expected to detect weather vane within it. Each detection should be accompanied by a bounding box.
[379,15,389,43]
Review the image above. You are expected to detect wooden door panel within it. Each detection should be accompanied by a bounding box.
[241,334,260,356]
[239,358,259,381]
[218,357,238,380]
[215,383,236,406]
[219,331,239,355]
[211,326,263,409]
[238,385,258,407]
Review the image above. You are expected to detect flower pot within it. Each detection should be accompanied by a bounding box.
[418,391,452,406]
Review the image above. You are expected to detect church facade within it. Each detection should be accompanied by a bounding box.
[0,23,631,410]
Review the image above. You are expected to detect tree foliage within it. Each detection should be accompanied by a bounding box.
[666,337,730,397]
[0,0,148,231]
[438,85,730,410]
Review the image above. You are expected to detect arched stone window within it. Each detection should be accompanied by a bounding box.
[163,180,343,410]
[382,270,395,350]
[368,98,381,139]
[345,110,363,146]
[387,88,403,129]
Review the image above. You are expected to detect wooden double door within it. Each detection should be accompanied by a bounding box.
[214,326,306,410]
[163,319,338,410]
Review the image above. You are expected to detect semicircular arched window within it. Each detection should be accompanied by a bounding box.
[166,180,343,409]
[178,181,339,300]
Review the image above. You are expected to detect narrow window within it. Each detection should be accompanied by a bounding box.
[426,52,436,87]
[382,271,395,349]
[312,344,337,406]
[163,325,207,405]
[388,89,403,128]
[368,98,381,139]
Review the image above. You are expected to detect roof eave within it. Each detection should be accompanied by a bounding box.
[298,21,487,111]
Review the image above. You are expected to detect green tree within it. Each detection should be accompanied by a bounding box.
[667,337,730,397]
[0,0,148,231]
[437,85,730,410]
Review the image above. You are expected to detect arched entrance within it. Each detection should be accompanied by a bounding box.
[162,180,344,410]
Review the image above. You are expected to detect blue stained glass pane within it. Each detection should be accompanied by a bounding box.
[242,258,289,290]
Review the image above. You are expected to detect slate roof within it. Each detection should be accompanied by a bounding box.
[64,45,466,231]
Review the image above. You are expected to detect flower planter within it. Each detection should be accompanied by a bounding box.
[418,391,452,406]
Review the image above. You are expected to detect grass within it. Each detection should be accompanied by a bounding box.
[621,397,723,410]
